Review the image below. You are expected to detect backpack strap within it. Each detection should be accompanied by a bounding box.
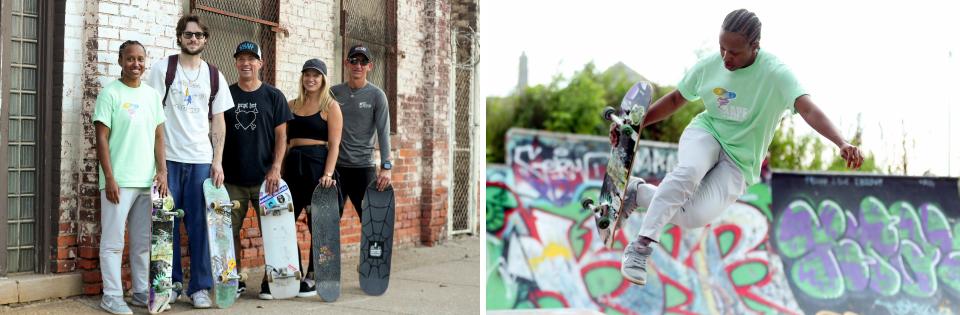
[207,62,219,121]
[162,54,178,108]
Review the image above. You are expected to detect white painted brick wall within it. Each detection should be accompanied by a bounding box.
[397,0,427,97]
[275,0,338,99]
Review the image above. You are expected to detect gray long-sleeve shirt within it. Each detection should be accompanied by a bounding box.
[331,82,391,168]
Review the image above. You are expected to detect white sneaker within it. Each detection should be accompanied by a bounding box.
[190,290,212,309]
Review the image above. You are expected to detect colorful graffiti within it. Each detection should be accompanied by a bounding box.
[487,128,799,314]
[487,128,960,314]
[772,173,960,314]
[505,128,677,205]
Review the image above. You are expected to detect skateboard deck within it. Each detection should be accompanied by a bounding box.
[359,182,395,296]
[202,179,245,308]
[582,81,655,247]
[258,179,301,299]
[310,184,341,302]
[148,183,183,314]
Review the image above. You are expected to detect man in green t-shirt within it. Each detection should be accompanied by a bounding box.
[618,9,864,286]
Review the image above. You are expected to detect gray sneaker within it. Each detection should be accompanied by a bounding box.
[621,240,654,285]
[129,292,148,307]
[100,295,133,315]
[190,290,212,309]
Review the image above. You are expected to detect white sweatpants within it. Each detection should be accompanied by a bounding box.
[627,128,747,242]
[99,188,151,296]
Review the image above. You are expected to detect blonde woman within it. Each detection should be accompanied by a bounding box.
[283,58,344,297]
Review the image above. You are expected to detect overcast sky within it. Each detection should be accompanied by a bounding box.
[481,0,960,176]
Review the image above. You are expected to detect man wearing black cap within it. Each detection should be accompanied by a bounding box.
[331,45,392,220]
[222,40,293,300]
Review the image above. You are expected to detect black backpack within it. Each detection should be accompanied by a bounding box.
[161,54,219,120]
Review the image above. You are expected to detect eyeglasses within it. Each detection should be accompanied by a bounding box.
[181,32,208,39]
[348,58,370,65]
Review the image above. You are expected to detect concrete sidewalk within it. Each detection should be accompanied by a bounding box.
[2,236,480,315]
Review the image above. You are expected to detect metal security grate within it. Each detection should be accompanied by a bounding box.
[450,26,479,235]
[192,0,279,85]
[341,0,397,133]
[7,0,40,273]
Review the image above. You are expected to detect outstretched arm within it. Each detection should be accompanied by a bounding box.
[794,95,864,169]
[610,89,688,144]
[641,89,689,129]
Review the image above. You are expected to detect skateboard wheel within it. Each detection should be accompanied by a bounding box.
[238,272,248,281]
[581,198,594,210]
[288,203,294,213]
[597,218,611,229]
[620,124,633,136]
[602,106,616,121]
[232,200,241,209]
[173,282,182,291]
[294,270,302,280]
[212,200,221,211]
[175,209,185,218]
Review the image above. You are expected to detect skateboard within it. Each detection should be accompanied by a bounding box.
[148,183,183,314]
[310,184,341,302]
[359,181,395,296]
[581,81,655,247]
[258,179,301,299]
[202,179,246,308]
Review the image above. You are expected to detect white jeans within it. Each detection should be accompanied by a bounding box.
[100,188,151,296]
[626,128,746,242]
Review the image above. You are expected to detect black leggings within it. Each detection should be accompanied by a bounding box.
[335,166,377,219]
[282,145,343,275]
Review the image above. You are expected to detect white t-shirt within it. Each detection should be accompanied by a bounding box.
[146,56,234,164]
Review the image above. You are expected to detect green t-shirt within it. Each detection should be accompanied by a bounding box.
[93,80,166,190]
[678,49,806,185]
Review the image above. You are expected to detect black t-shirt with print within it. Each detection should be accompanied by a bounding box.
[223,82,293,186]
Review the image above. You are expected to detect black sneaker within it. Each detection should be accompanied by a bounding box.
[236,282,246,299]
[258,281,273,300]
[297,281,317,298]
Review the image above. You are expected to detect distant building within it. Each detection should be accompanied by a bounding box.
[517,52,528,93]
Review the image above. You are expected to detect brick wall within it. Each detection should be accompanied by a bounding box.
[55,0,460,296]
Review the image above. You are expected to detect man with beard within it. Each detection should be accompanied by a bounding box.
[146,14,234,308]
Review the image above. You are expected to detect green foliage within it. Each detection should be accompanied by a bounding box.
[486,62,884,174]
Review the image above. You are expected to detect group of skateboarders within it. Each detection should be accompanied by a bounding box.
[93,14,393,314]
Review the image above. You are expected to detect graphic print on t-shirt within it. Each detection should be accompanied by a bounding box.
[122,102,141,119]
[172,80,203,114]
[712,87,748,122]
[234,102,259,130]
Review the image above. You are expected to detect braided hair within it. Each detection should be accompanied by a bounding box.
[722,9,761,44]
[118,40,145,58]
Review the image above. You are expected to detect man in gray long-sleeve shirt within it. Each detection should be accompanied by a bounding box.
[331,44,392,218]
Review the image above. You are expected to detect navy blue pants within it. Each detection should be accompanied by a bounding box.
[167,161,212,295]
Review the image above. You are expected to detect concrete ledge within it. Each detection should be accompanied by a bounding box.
[0,273,83,305]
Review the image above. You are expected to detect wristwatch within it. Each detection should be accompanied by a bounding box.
[381,161,393,170]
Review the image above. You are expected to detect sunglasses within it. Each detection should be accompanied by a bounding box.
[181,31,208,39]
[348,58,370,65]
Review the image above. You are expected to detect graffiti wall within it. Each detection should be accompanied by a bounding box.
[486,128,960,314]
[487,128,799,314]
[772,172,960,314]
[505,128,677,205]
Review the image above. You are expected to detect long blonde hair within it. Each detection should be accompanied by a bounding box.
[290,71,335,114]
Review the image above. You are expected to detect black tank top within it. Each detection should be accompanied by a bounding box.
[287,111,329,141]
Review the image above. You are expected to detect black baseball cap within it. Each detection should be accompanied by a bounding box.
[347,44,371,61]
[234,41,261,59]
[302,58,327,76]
